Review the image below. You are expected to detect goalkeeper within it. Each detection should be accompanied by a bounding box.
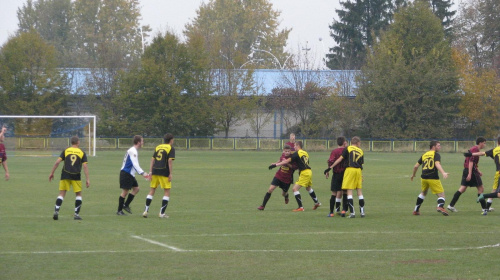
[257,145,296,210]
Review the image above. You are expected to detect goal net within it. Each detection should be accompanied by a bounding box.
[0,115,96,157]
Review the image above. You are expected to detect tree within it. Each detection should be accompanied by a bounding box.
[185,0,290,69]
[17,0,74,67]
[327,0,405,70]
[97,32,215,137]
[454,49,500,138]
[0,31,68,133]
[357,1,459,138]
[419,0,456,37]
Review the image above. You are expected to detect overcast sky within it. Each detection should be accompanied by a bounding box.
[0,0,340,67]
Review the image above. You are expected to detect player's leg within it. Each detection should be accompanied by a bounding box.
[448,184,466,212]
[357,188,365,217]
[118,188,129,215]
[476,185,488,213]
[73,181,83,220]
[414,183,429,215]
[53,183,68,220]
[329,191,336,217]
[292,184,304,211]
[123,185,139,214]
[346,189,355,218]
[258,184,278,210]
[143,179,157,218]
[432,179,448,216]
[160,187,171,218]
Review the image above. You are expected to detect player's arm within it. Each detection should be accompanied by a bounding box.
[410,163,420,181]
[130,151,148,178]
[329,155,344,169]
[466,160,473,181]
[168,158,173,182]
[49,158,63,181]
[2,160,9,181]
[149,157,155,175]
[435,161,449,179]
[83,162,90,187]
[464,151,485,157]
[270,157,291,169]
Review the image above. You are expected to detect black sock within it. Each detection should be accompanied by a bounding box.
[342,194,348,212]
[125,193,135,207]
[487,201,493,209]
[262,192,272,207]
[75,199,82,214]
[348,198,354,214]
[55,197,63,211]
[329,195,335,213]
[437,197,445,208]
[295,193,303,208]
[478,194,487,209]
[359,198,365,213]
[450,191,462,207]
[118,196,125,211]
[144,196,153,212]
[308,190,318,203]
[160,199,169,214]
[415,197,424,212]
[484,193,499,199]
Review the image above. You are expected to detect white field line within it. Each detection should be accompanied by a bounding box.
[2,243,499,255]
[149,231,500,237]
[131,235,184,252]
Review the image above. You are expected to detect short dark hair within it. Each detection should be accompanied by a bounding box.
[133,135,143,145]
[71,136,79,145]
[476,137,487,145]
[430,140,440,149]
[164,133,174,144]
[295,141,303,149]
[337,136,346,146]
[283,144,291,150]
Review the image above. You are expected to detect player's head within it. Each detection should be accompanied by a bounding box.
[337,136,347,147]
[351,136,361,146]
[476,136,486,146]
[295,141,303,150]
[289,133,295,142]
[429,140,440,151]
[497,137,500,145]
[133,135,143,146]
[283,144,291,156]
[71,136,79,145]
[164,133,174,144]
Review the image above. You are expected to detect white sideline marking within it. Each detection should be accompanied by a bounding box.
[2,243,500,255]
[131,235,184,252]
[150,231,499,237]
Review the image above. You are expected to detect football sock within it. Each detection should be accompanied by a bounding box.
[145,195,153,212]
[478,194,487,209]
[342,193,348,212]
[124,193,135,207]
[483,193,499,199]
[415,194,425,212]
[359,195,365,213]
[284,193,289,200]
[75,196,82,214]
[449,191,462,207]
[487,199,493,210]
[329,195,335,213]
[335,198,342,212]
[262,192,272,207]
[294,191,303,208]
[55,196,63,211]
[160,196,169,214]
[437,197,445,208]
[118,196,125,211]
[308,188,318,203]
[347,195,354,214]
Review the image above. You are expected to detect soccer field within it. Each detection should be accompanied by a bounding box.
[1,150,499,279]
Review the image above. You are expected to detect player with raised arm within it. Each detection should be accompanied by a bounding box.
[49,136,90,220]
[117,135,149,216]
[410,140,449,216]
[271,141,320,212]
[324,136,348,217]
[329,136,365,218]
[258,145,296,210]
[143,133,175,218]
[447,137,487,215]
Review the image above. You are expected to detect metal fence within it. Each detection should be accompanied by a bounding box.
[4,136,484,153]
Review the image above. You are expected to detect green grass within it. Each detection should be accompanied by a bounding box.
[1,150,499,279]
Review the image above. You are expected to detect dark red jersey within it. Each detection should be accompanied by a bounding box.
[327,147,346,173]
[274,154,294,184]
[464,145,480,170]
[0,143,7,164]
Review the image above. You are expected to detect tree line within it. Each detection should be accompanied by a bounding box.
[0,0,499,139]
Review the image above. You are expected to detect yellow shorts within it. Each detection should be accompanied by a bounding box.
[342,167,362,190]
[296,169,312,188]
[492,172,500,191]
[421,179,444,194]
[59,180,82,193]
[150,175,171,189]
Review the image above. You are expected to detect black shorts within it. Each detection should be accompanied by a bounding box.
[460,168,482,187]
[331,172,344,192]
[120,170,139,190]
[271,177,291,193]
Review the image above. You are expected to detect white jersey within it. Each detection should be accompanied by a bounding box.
[120,146,144,177]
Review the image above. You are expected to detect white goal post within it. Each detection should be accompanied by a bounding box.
[0,115,96,156]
